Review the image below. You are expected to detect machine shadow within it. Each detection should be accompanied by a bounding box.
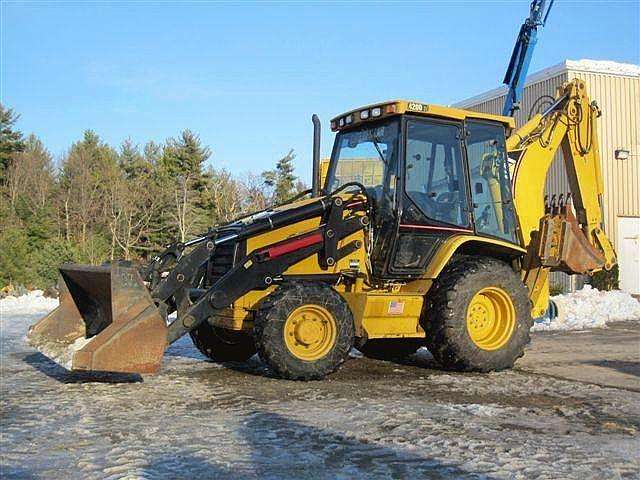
[356,347,442,369]
[240,410,494,479]
[164,336,205,360]
[141,453,236,480]
[166,338,443,380]
[582,359,640,378]
[22,352,142,384]
[0,464,41,480]
[142,410,496,479]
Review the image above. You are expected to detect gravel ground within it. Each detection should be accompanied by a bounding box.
[1,307,639,479]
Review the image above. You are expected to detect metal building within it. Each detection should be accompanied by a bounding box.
[457,59,640,294]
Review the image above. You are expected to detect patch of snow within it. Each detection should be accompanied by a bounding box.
[349,347,363,358]
[1,291,59,341]
[447,403,504,417]
[32,335,91,370]
[1,291,88,370]
[414,347,433,361]
[533,285,640,332]
[0,290,58,316]
[566,59,640,77]
[456,59,639,108]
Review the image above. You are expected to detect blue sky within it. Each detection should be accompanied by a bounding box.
[2,1,638,183]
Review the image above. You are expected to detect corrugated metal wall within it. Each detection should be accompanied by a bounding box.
[461,66,640,292]
[568,71,640,246]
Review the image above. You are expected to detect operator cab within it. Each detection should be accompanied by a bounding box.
[325,101,519,279]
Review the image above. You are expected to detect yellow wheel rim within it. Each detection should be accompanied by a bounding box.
[466,287,516,351]
[284,305,337,361]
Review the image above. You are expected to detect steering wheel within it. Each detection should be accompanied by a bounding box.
[433,192,459,221]
[436,191,457,205]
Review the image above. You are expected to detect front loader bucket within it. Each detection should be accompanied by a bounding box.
[27,263,168,374]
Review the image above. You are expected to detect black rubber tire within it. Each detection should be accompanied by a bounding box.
[423,257,533,372]
[253,282,355,380]
[356,338,423,360]
[190,323,257,362]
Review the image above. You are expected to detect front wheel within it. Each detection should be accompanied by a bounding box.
[253,283,355,380]
[190,323,257,362]
[423,257,532,372]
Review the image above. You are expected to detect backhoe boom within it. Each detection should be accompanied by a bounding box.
[509,79,616,316]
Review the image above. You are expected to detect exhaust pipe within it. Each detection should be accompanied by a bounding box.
[311,114,321,197]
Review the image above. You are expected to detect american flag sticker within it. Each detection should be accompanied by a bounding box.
[388,301,405,315]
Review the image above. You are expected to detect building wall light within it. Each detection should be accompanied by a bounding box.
[615,149,630,160]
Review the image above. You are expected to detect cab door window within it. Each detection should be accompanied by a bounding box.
[466,121,518,243]
[405,120,470,228]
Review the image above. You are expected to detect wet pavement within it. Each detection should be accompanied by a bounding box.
[1,308,639,479]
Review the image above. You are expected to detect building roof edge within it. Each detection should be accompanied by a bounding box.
[455,59,640,108]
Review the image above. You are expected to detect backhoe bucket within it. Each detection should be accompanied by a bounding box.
[27,263,168,374]
[537,206,606,275]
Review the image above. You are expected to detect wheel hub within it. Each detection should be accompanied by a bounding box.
[284,305,337,360]
[466,287,516,351]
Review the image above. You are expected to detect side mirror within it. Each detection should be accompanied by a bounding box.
[475,182,484,194]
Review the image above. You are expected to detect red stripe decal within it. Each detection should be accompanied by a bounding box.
[399,224,473,233]
[264,232,324,259]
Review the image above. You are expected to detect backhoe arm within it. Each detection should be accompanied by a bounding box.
[559,87,615,266]
[507,79,616,316]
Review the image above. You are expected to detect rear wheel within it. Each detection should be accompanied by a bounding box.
[190,323,257,362]
[423,257,532,372]
[254,283,354,380]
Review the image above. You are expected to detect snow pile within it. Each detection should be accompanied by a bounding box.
[0,290,58,317]
[533,285,640,332]
[1,291,59,346]
[566,59,640,77]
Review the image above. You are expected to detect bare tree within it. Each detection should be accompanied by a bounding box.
[6,135,54,213]
[165,174,202,242]
[239,172,270,213]
[208,168,243,223]
[106,169,162,260]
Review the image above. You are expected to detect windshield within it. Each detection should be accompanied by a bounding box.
[325,119,400,201]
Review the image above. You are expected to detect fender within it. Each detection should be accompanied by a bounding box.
[422,235,526,280]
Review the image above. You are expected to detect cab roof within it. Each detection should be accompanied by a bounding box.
[330,100,515,132]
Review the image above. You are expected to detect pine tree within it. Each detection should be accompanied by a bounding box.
[143,141,162,166]
[262,149,298,204]
[59,130,117,253]
[0,104,25,185]
[119,139,151,178]
[157,130,212,242]
[160,130,211,181]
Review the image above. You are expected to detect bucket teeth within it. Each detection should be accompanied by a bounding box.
[537,205,605,274]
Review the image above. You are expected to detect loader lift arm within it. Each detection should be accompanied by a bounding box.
[161,207,366,344]
[508,79,616,315]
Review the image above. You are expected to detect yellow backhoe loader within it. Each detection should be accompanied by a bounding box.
[27,79,615,379]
